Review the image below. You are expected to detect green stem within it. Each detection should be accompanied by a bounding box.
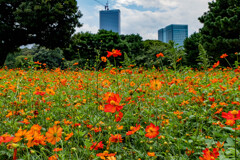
[114,58,119,94]
[235,120,237,160]
[224,58,232,68]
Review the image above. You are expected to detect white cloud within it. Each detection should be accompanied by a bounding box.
[75,23,98,34]
[76,0,212,40]
[116,0,178,9]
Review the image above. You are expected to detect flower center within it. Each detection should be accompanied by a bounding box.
[231,110,238,116]
[110,100,117,106]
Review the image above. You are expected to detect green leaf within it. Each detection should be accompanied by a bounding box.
[225,138,235,146]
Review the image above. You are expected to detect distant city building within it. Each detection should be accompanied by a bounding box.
[100,9,121,34]
[158,24,188,46]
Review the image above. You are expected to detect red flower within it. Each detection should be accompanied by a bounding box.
[35,91,46,96]
[0,134,14,144]
[222,110,240,121]
[115,111,123,122]
[208,97,215,102]
[104,93,123,113]
[109,134,123,143]
[212,61,220,68]
[199,148,219,160]
[90,141,104,150]
[220,53,228,58]
[145,123,159,138]
[107,49,122,58]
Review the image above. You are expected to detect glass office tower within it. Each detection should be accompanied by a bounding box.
[158,24,188,46]
[100,9,121,34]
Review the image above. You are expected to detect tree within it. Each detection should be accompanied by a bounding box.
[64,30,142,68]
[198,0,240,64]
[0,0,82,67]
[135,40,168,67]
[184,32,201,67]
[33,47,64,69]
[120,34,143,59]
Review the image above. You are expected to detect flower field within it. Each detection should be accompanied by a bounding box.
[0,60,240,159]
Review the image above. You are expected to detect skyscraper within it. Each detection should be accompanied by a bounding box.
[158,24,188,46]
[100,9,121,34]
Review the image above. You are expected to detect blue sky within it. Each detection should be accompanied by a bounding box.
[76,0,212,40]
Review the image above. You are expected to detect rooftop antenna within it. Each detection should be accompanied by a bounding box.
[93,0,109,10]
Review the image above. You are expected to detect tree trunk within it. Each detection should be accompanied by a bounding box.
[0,51,8,68]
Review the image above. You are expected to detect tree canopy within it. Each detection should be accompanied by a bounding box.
[199,0,240,64]
[184,32,201,67]
[0,0,82,67]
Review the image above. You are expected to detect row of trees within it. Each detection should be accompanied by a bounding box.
[1,0,240,69]
[5,30,177,69]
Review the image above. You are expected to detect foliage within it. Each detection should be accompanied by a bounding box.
[0,0,82,67]
[164,41,185,71]
[184,32,202,67]
[64,30,142,68]
[135,40,169,68]
[197,44,210,70]
[33,47,64,69]
[198,0,240,65]
[15,55,33,69]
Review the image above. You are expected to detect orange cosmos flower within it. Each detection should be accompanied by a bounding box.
[220,53,228,58]
[109,134,123,143]
[13,127,27,143]
[102,79,111,88]
[46,125,62,145]
[147,152,155,156]
[96,151,116,160]
[60,79,67,86]
[90,141,104,150]
[156,53,164,58]
[176,57,182,62]
[53,148,62,152]
[26,124,42,138]
[48,154,58,160]
[212,61,220,68]
[104,93,123,113]
[225,119,235,126]
[65,132,73,141]
[199,148,219,160]
[92,127,102,133]
[107,49,122,58]
[101,56,107,62]
[150,79,162,90]
[215,141,224,149]
[46,88,55,95]
[73,62,79,66]
[116,124,123,130]
[145,123,159,138]
[126,124,141,135]
[130,81,135,87]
